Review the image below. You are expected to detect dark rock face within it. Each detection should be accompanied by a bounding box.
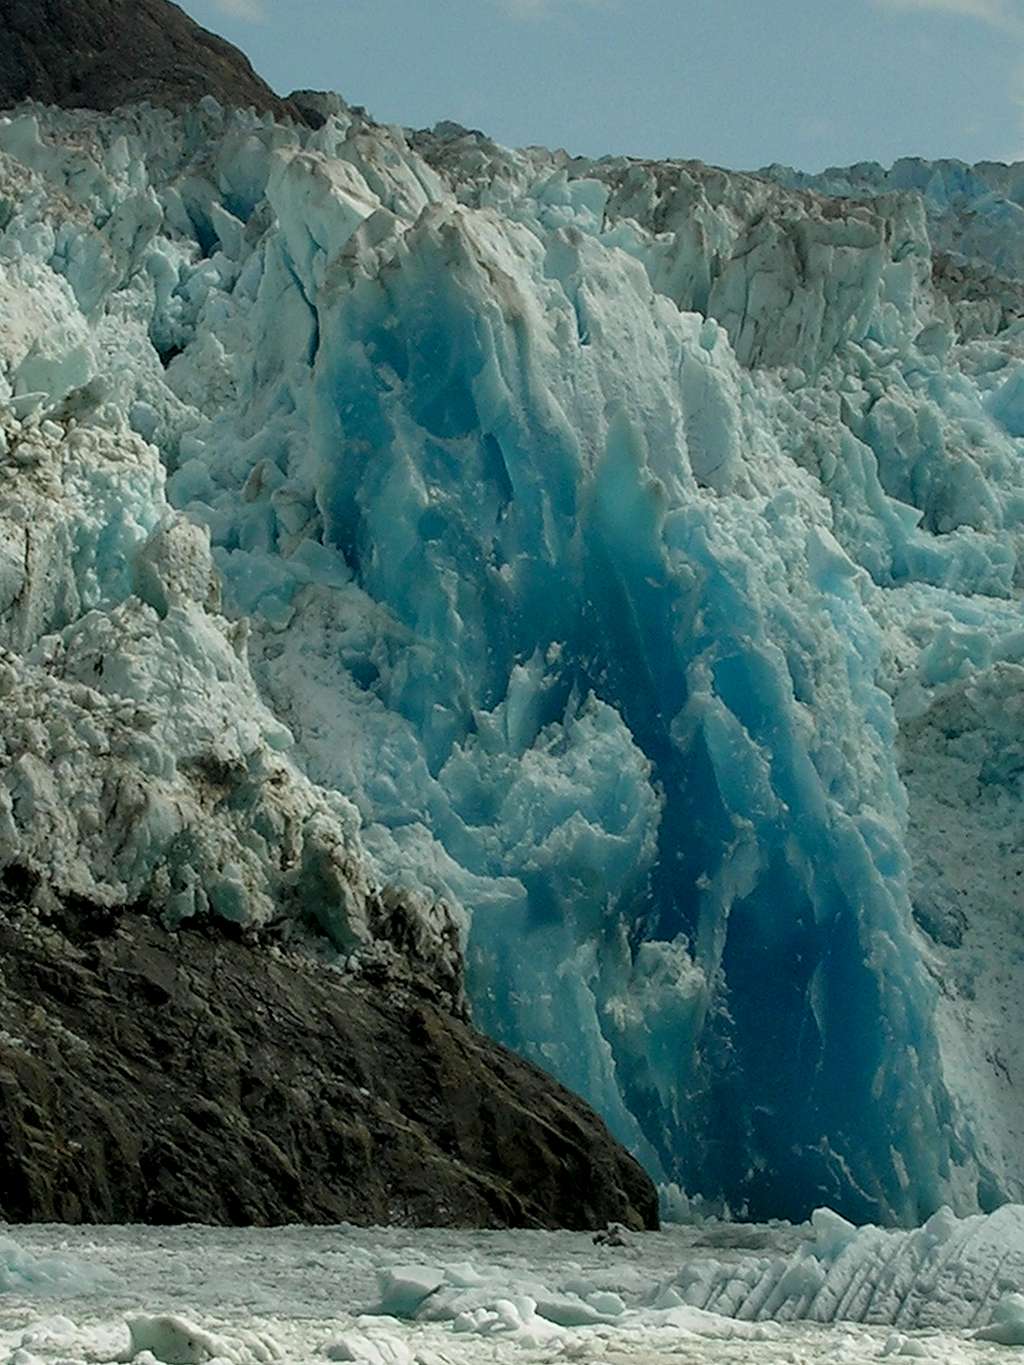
[0,0,300,120]
[0,874,658,1231]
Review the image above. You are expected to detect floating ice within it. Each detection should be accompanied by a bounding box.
[372,1267,445,1318]
[325,1333,413,1365]
[0,1237,114,1296]
[122,1316,283,1365]
[360,1205,1024,1342]
[975,1293,1024,1346]
[14,1220,1024,1364]
[124,1316,227,1365]
[664,1205,1024,1331]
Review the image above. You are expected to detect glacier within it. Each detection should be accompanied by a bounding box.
[1,92,1024,1226]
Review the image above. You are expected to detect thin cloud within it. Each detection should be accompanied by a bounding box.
[212,0,267,20]
[875,0,1024,158]
[495,0,614,19]
[874,0,1022,32]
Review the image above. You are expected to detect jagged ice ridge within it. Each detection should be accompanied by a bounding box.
[1,93,1023,1224]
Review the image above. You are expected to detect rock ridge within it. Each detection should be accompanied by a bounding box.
[0,0,302,122]
[0,868,659,1230]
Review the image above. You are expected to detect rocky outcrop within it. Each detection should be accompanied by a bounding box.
[0,869,659,1231]
[0,0,301,121]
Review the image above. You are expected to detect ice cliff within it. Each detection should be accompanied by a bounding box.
[657,1204,1024,1333]
[1,91,1023,1226]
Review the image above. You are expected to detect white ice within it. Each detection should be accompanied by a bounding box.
[4,1216,1022,1365]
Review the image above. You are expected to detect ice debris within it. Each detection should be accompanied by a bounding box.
[122,1316,282,1365]
[373,1267,446,1318]
[367,1256,772,1346]
[10,1219,1024,1363]
[0,1237,115,1295]
[124,1316,227,1365]
[325,1334,413,1365]
[975,1292,1024,1346]
[364,1205,1024,1342]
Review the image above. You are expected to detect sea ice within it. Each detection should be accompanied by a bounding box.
[2,1220,1018,1365]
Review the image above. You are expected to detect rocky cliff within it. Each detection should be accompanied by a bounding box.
[0,868,656,1229]
[0,0,300,121]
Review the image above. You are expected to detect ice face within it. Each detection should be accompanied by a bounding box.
[764,157,1024,286]
[659,1205,1024,1332]
[2,98,1024,1223]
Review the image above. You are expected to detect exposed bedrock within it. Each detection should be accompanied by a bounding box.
[0,869,658,1230]
[0,0,303,123]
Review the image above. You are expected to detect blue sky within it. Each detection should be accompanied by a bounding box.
[178,0,1024,171]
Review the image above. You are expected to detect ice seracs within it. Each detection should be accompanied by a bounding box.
[0,310,461,991]
[2,92,1024,1223]
[661,1205,1024,1329]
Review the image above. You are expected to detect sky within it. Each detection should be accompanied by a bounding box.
[177,0,1024,172]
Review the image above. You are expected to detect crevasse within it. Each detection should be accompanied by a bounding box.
[2,95,1023,1223]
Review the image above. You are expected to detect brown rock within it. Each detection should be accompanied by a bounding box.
[0,0,304,121]
[0,876,658,1231]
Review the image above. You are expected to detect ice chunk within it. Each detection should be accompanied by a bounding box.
[124,1316,227,1365]
[325,1333,413,1365]
[0,1237,114,1295]
[451,1296,562,1348]
[976,1293,1024,1346]
[121,1316,282,1365]
[131,516,220,618]
[372,1267,445,1318]
[585,1291,625,1316]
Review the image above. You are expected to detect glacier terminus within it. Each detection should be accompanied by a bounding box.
[1,82,1024,1231]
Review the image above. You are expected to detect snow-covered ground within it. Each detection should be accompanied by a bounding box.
[3,1217,1023,1365]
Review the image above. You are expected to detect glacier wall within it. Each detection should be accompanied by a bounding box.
[2,96,1023,1224]
[658,1204,1024,1335]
